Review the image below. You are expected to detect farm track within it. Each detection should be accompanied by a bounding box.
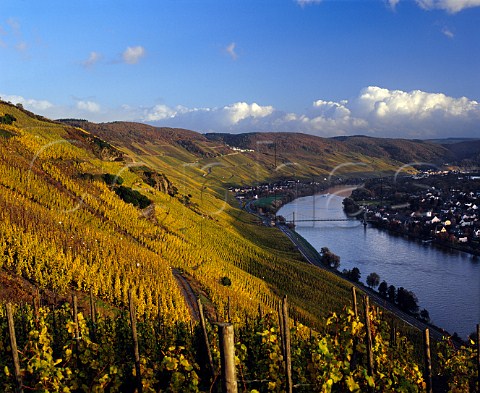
[172,268,200,322]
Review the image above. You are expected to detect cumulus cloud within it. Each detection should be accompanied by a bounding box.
[76,100,100,113]
[1,93,53,111]
[416,0,480,13]
[122,46,146,64]
[82,51,101,68]
[143,102,275,131]
[226,42,238,60]
[3,88,479,138]
[350,86,480,137]
[356,86,478,118]
[144,87,480,138]
[225,102,274,123]
[0,93,111,122]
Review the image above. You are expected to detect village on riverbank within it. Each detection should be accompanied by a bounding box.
[231,170,480,255]
[345,170,480,256]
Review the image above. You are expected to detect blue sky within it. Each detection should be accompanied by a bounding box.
[1,0,480,138]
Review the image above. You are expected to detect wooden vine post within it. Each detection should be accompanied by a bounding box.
[197,298,215,377]
[277,302,285,359]
[72,293,79,339]
[363,296,374,382]
[390,322,397,348]
[128,290,142,393]
[423,328,433,393]
[227,296,231,323]
[218,323,237,393]
[89,289,96,324]
[6,303,24,393]
[351,286,358,318]
[282,295,293,393]
[33,288,39,318]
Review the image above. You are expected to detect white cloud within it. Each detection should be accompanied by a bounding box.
[226,42,238,60]
[144,87,480,138]
[388,0,401,10]
[312,100,351,119]
[441,27,454,38]
[144,104,176,121]
[1,93,53,111]
[416,0,480,13]
[224,102,274,123]
[122,46,146,64]
[350,86,480,137]
[76,100,100,113]
[296,0,322,6]
[142,102,275,131]
[2,88,479,138]
[356,86,478,118]
[82,51,101,68]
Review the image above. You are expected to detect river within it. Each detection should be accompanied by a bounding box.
[277,187,480,339]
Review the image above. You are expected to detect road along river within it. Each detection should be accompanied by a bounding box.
[277,188,480,339]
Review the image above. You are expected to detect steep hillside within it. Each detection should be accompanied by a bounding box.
[1,101,357,328]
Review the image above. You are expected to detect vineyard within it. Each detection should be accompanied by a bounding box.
[0,100,359,328]
[1,296,479,392]
[0,102,479,391]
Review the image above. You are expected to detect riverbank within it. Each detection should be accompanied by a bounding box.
[242,185,453,340]
[346,173,480,257]
[277,191,479,339]
[277,222,450,343]
[367,221,480,257]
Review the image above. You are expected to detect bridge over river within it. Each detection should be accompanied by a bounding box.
[283,211,370,226]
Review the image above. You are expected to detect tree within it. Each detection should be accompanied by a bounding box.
[343,267,361,283]
[419,308,430,323]
[366,272,380,289]
[378,281,388,297]
[220,276,232,286]
[387,285,396,303]
[396,287,419,314]
[0,113,16,125]
[320,247,341,269]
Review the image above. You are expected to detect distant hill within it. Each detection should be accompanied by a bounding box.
[58,119,480,183]
[440,139,480,165]
[205,132,454,174]
[60,119,231,159]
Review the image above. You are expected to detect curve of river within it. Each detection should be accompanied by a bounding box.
[278,187,480,338]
